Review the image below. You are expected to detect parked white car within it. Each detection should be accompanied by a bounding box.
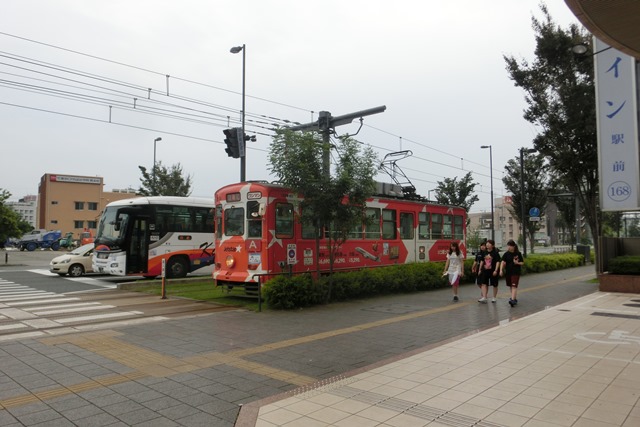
[49,243,95,277]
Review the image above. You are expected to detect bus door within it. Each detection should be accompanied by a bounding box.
[126,217,149,274]
[399,211,416,263]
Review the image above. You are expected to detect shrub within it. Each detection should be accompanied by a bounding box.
[262,253,585,309]
[609,256,640,275]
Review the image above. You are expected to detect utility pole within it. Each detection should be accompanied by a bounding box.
[288,106,386,178]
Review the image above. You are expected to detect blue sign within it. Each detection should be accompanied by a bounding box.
[529,207,540,217]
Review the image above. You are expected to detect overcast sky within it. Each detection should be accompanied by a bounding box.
[0,0,581,213]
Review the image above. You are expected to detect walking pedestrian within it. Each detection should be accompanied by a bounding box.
[443,241,464,302]
[471,240,487,298]
[478,239,501,303]
[500,239,524,307]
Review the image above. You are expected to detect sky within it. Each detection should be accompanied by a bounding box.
[0,0,582,214]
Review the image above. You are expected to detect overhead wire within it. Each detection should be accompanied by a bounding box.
[0,31,504,196]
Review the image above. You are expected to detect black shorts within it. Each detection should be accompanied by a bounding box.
[506,275,520,288]
[481,272,499,287]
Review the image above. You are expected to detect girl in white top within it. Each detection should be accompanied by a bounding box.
[443,241,464,301]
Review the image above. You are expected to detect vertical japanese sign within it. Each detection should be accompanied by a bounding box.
[594,38,640,211]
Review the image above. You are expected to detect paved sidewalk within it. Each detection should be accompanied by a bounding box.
[244,292,640,426]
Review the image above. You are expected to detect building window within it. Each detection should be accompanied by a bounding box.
[74,220,84,228]
[51,220,58,224]
[75,202,85,210]
[87,221,97,228]
[88,202,98,210]
[51,201,58,205]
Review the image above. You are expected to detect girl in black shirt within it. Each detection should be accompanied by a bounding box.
[500,239,524,306]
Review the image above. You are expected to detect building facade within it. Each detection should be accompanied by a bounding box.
[6,195,38,228]
[37,173,138,237]
[468,196,549,248]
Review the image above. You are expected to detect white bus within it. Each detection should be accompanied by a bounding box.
[92,196,215,278]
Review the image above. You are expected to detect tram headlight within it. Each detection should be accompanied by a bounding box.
[225,255,235,268]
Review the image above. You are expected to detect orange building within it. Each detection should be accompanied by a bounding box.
[37,173,138,237]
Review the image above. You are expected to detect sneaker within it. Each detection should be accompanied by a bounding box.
[508,299,515,307]
[514,299,518,305]
[491,298,496,303]
[453,295,459,302]
[478,297,487,303]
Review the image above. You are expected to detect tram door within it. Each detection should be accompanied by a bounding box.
[400,211,416,263]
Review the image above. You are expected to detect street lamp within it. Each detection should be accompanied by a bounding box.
[153,137,162,194]
[520,147,536,257]
[428,188,437,200]
[480,145,494,241]
[230,44,246,182]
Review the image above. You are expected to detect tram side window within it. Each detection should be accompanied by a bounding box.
[275,203,294,238]
[454,215,464,240]
[224,207,244,236]
[418,212,430,240]
[365,208,381,239]
[382,209,397,240]
[215,205,222,239]
[400,212,414,239]
[300,207,316,239]
[431,213,442,239]
[247,201,262,238]
[443,215,452,238]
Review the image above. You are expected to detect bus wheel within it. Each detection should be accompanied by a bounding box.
[166,257,188,279]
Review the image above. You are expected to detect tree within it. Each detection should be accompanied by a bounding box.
[502,151,549,254]
[268,129,378,298]
[0,189,33,246]
[434,172,479,218]
[138,162,193,196]
[504,5,600,263]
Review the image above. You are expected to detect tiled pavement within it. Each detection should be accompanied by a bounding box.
[246,292,640,427]
[0,265,619,426]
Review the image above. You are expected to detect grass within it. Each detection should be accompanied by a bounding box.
[129,280,262,311]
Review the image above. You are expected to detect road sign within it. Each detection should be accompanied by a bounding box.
[529,207,540,217]
[287,244,297,265]
[529,217,541,222]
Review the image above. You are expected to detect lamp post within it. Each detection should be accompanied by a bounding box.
[428,188,437,201]
[153,137,162,194]
[230,44,246,182]
[520,147,536,257]
[480,145,494,241]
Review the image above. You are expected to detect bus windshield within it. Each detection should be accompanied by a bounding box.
[95,206,130,248]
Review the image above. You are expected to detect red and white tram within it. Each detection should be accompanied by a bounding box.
[213,181,466,290]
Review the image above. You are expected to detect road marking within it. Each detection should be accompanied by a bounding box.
[56,312,139,324]
[28,269,59,276]
[0,323,28,331]
[21,302,101,311]
[0,293,57,302]
[8,297,81,306]
[31,305,115,316]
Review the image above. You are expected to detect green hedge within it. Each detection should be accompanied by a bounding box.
[263,253,584,309]
[609,256,640,275]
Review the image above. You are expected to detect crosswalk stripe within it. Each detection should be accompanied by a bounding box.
[0,293,58,302]
[0,290,44,296]
[0,323,29,331]
[22,302,100,311]
[8,297,81,306]
[57,312,138,324]
[32,305,115,316]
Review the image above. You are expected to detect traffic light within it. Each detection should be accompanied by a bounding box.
[223,128,240,158]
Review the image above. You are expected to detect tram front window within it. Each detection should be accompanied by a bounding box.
[224,207,244,236]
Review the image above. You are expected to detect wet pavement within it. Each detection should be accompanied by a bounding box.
[0,264,609,426]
